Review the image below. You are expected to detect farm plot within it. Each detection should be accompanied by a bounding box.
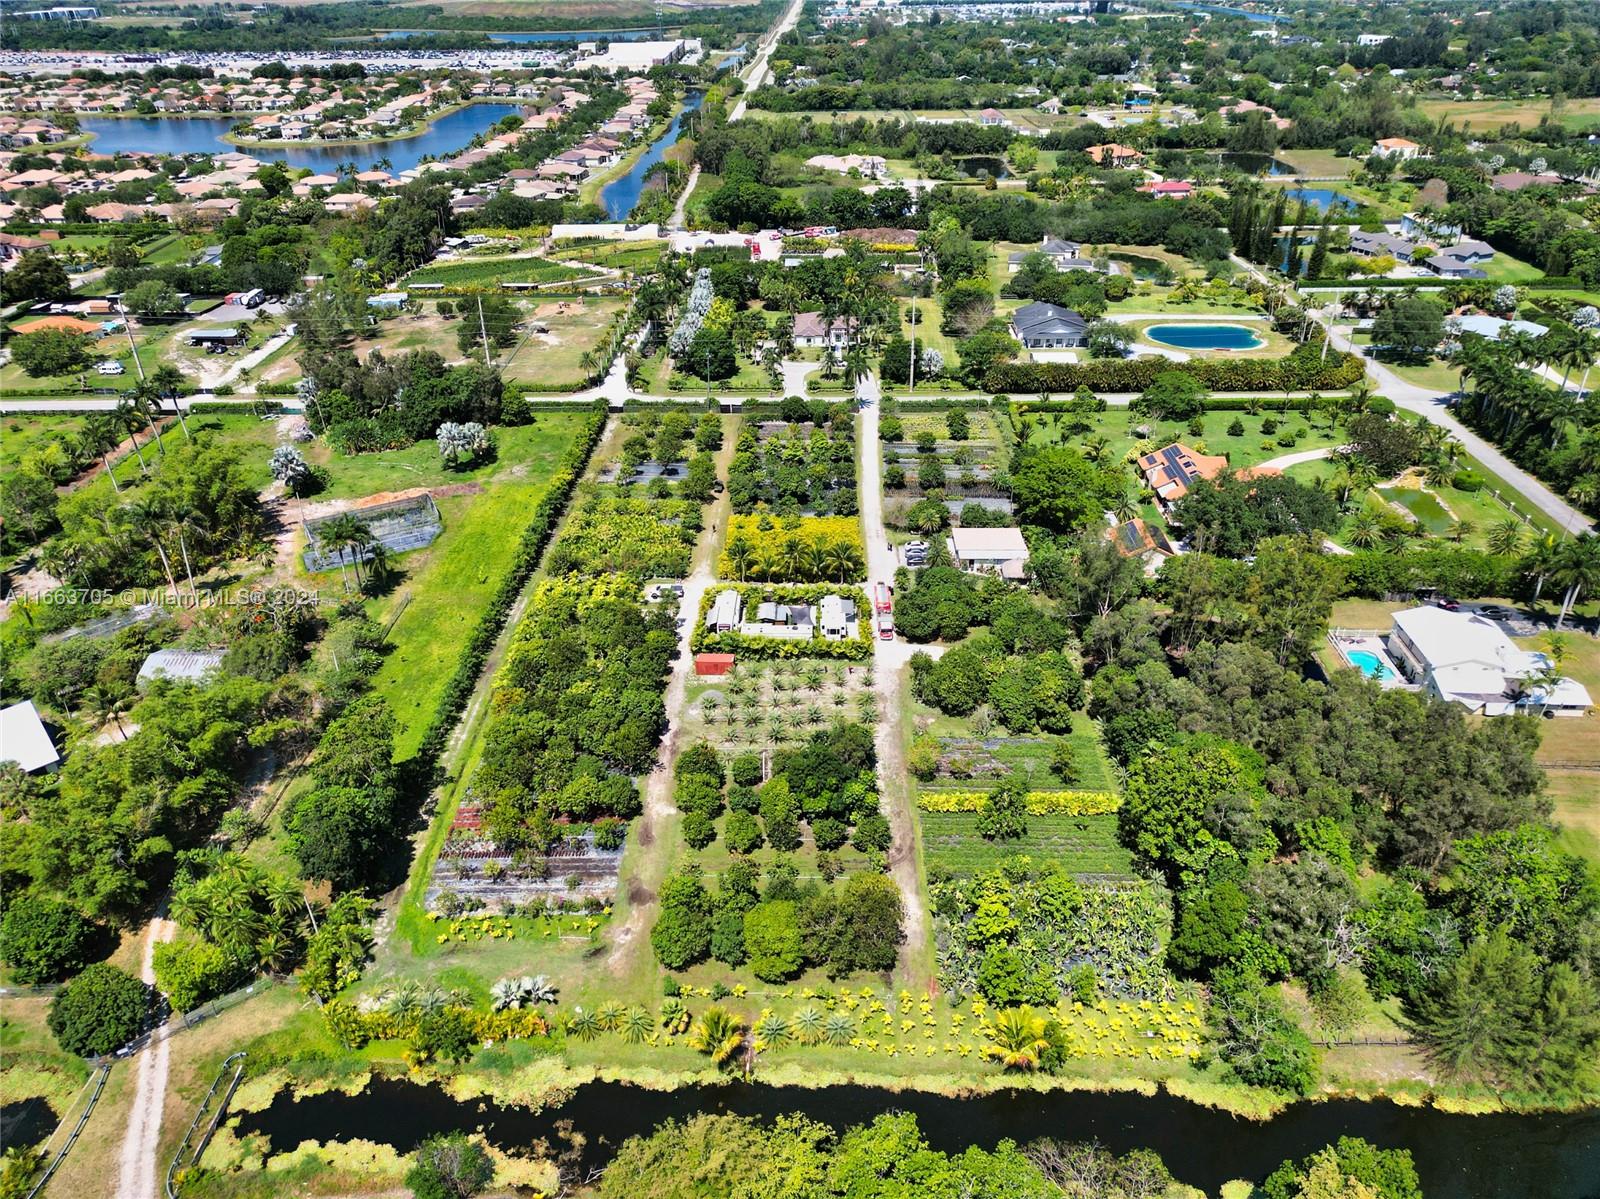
[882,406,1008,500]
[499,296,627,391]
[682,658,879,757]
[405,255,594,289]
[728,414,860,517]
[921,812,1136,879]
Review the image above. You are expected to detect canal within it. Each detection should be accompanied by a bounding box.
[234,1076,1600,1198]
[599,92,705,221]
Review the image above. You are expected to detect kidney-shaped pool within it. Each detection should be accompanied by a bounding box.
[1146,323,1265,351]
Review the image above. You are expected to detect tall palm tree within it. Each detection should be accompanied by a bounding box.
[83,685,129,737]
[115,398,149,476]
[1551,533,1600,629]
[725,535,756,582]
[121,498,180,597]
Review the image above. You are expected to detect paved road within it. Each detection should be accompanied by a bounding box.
[728,0,804,123]
[1324,322,1592,533]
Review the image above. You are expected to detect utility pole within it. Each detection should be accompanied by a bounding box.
[907,304,916,392]
[119,303,146,381]
[476,295,491,368]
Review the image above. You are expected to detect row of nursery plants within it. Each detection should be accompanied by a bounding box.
[917,790,1122,816]
[985,345,1365,394]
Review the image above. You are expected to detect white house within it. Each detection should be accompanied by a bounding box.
[705,589,742,633]
[1010,301,1090,350]
[947,526,1030,580]
[819,593,853,640]
[1387,606,1592,716]
[1372,137,1423,160]
[0,700,59,773]
[793,312,856,350]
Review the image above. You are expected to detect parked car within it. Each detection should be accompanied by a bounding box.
[1475,604,1516,620]
[1434,596,1461,612]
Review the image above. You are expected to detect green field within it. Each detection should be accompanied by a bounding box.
[0,412,85,475]
[1377,485,1454,533]
[1416,95,1600,133]
[1021,406,1346,473]
[347,413,590,757]
[921,812,1135,878]
[405,255,592,288]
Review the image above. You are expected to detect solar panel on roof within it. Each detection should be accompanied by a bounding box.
[1118,523,1143,551]
[1160,445,1195,486]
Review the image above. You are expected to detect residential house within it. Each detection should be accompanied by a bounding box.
[1388,606,1592,716]
[819,593,855,640]
[793,312,856,350]
[1373,137,1423,160]
[978,108,1009,127]
[1106,517,1177,573]
[947,526,1030,580]
[1085,143,1144,168]
[1139,179,1193,199]
[1136,442,1281,506]
[1349,230,1420,259]
[1427,239,1496,278]
[1010,301,1089,349]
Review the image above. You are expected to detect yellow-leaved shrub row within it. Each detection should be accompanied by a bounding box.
[917,790,1122,815]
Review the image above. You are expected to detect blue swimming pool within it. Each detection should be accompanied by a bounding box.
[1145,324,1264,351]
[1347,650,1396,681]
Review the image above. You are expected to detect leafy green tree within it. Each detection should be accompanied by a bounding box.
[404,1133,494,1199]
[12,329,91,378]
[651,869,713,969]
[685,327,737,381]
[975,774,1028,841]
[1206,968,1320,1095]
[1370,296,1446,364]
[0,895,97,984]
[1134,371,1207,421]
[744,900,803,982]
[47,963,149,1057]
[1121,735,1267,886]
[123,279,184,318]
[152,939,241,1012]
[825,872,903,976]
[286,784,395,892]
[1443,824,1599,963]
[1010,446,1120,532]
[1,250,70,303]
[1260,1138,1422,1199]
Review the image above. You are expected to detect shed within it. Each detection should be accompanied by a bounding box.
[0,700,60,773]
[137,648,225,688]
[705,589,742,633]
[694,652,736,676]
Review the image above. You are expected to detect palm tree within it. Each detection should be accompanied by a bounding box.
[725,535,756,582]
[1486,518,1526,557]
[1448,518,1476,543]
[83,413,123,493]
[688,1006,746,1071]
[1347,510,1384,549]
[82,685,130,737]
[121,498,180,597]
[1550,532,1600,628]
[980,1007,1055,1071]
[152,365,190,439]
[1110,491,1140,522]
[169,888,211,934]
[115,398,149,475]
[1523,533,1562,605]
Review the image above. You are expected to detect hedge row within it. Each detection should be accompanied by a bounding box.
[190,400,283,415]
[1019,396,1328,415]
[1300,276,1581,291]
[1334,546,1519,600]
[410,402,609,767]
[984,347,1365,395]
[323,1000,552,1050]
[918,790,1122,816]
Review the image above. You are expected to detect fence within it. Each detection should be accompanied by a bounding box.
[302,493,442,573]
[22,1064,109,1199]
[165,1052,246,1199]
[119,979,276,1057]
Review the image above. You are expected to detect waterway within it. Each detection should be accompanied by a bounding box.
[1171,2,1291,22]
[76,103,522,175]
[599,91,705,221]
[233,1077,1600,1198]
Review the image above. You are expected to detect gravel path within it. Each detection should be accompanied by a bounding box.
[116,910,176,1199]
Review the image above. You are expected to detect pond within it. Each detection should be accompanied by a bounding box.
[958,155,1008,180]
[77,104,523,175]
[1109,251,1173,281]
[1146,323,1265,351]
[1218,151,1295,176]
[599,91,705,220]
[1284,186,1360,214]
[232,1076,1600,1198]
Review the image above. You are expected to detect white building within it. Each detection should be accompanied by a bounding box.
[820,593,853,640]
[705,589,743,633]
[575,39,697,73]
[947,526,1030,580]
[137,648,225,689]
[1388,606,1592,717]
[0,700,60,773]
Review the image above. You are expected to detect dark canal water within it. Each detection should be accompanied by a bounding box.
[233,1076,1600,1197]
[78,104,522,175]
[599,91,705,220]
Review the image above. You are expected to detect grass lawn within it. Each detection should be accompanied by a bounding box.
[1105,288,1263,316]
[898,300,959,362]
[404,255,592,288]
[500,296,625,389]
[1276,148,1355,178]
[1416,96,1600,133]
[1518,630,1600,769]
[0,412,85,474]
[341,413,590,758]
[1023,406,1345,474]
[1479,250,1547,284]
[1548,771,1600,863]
[1350,333,1462,392]
[549,240,666,272]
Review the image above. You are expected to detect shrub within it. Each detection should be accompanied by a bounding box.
[916,790,1121,815]
[152,940,244,1013]
[47,963,149,1057]
[0,895,97,984]
[744,901,803,982]
[1452,470,1485,492]
[725,810,765,854]
[730,752,764,787]
[682,811,717,849]
[811,816,849,851]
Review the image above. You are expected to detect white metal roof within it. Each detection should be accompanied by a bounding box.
[950,526,1029,558]
[0,700,59,773]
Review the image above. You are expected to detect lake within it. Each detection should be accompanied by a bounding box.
[77,104,523,174]
[1171,2,1291,22]
[599,91,705,221]
[1284,186,1360,214]
[958,155,1009,180]
[233,1076,1600,1198]
[1219,151,1295,176]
